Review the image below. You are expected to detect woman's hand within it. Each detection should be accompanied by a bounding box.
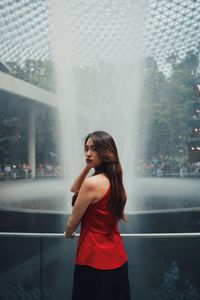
[70,165,92,193]
[64,231,76,239]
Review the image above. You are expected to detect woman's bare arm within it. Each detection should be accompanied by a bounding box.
[70,165,92,193]
[64,179,95,238]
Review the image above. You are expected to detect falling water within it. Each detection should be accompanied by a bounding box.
[50,0,146,211]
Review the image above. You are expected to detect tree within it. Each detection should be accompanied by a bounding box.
[7,59,55,92]
[141,52,199,164]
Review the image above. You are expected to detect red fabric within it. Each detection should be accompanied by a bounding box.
[75,186,128,270]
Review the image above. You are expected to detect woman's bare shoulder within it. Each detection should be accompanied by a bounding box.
[84,174,109,189]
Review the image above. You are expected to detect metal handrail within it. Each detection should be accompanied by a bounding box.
[0,232,200,238]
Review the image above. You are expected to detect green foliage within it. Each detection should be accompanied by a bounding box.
[0,100,27,163]
[141,52,199,163]
[7,59,55,92]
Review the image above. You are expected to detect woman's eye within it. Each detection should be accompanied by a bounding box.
[84,146,96,152]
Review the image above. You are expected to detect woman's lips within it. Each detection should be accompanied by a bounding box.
[86,159,92,164]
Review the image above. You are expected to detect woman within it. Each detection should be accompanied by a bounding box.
[64,131,131,300]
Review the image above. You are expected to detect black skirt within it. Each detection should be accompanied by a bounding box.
[72,262,131,300]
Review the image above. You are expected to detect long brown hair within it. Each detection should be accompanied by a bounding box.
[85,131,127,221]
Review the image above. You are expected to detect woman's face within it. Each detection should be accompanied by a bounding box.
[84,137,102,168]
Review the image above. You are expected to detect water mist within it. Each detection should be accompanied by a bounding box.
[50,0,146,212]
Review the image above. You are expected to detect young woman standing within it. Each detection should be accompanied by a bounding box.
[64,131,131,300]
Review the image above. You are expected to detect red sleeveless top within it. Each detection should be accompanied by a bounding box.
[75,185,128,270]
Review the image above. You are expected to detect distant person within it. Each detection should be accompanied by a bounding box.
[64,131,130,300]
[38,163,45,178]
[23,163,29,179]
[11,164,17,179]
[4,164,11,179]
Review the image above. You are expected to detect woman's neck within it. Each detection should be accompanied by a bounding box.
[94,164,105,175]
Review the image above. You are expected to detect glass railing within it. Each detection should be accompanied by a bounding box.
[1,232,200,300]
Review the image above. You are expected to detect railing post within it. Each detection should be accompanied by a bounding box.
[40,237,44,300]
